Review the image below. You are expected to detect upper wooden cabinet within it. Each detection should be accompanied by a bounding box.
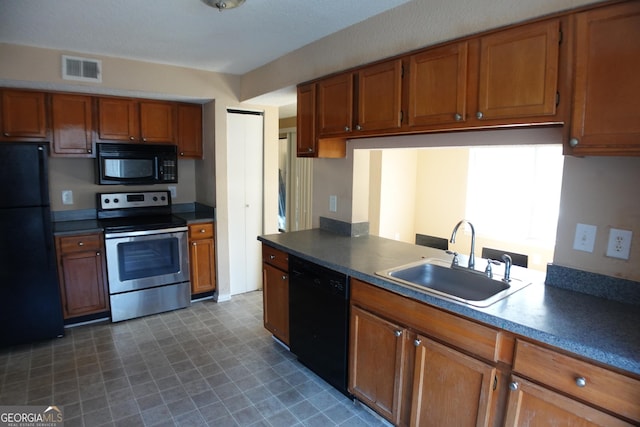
[0,89,48,141]
[51,93,93,157]
[407,42,469,127]
[567,1,640,156]
[476,19,561,121]
[296,83,317,156]
[317,72,354,137]
[97,97,176,144]
[356,59,403,133]
[177,103,203,158]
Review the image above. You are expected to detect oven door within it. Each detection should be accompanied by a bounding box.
[105,227,189,294]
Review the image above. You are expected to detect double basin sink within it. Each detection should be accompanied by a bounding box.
[376,258,532,307]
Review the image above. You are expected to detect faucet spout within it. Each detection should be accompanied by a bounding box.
[450,220,476,270]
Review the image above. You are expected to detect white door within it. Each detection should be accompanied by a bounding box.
[227,110,263,295]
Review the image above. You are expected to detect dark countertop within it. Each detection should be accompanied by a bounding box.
[53,203,215,235]
[258,229,640,376]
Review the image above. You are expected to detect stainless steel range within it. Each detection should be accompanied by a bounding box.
[98,191,190,322]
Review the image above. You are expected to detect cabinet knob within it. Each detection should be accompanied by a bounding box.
[129,136,135,140]
[575,376,587,388]
[569,138,579,148]
[200,229,206,233]
[282,275,287,281]
[307,147,313,152]
[180,152,185,156]
[87,148,92,154]
[192,242,197,246]
[3,132,9,137]
[454,113,462,121]
[344,126,350,132]
[269,255,276,260]
[394,330,402,337]
[476,111,484,119]
[356,125,362,131]
[96,252,100,256]
[509,381,519,391]
[413,339,421,347]
[78,241,84,246]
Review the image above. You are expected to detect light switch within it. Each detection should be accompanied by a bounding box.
[62,190,73,205]
[329,195,337,212]
[573,223,596,253]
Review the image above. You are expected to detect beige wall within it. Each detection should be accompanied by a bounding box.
[0,43,280,301]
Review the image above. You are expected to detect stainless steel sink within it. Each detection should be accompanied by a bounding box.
[376,258,532,307]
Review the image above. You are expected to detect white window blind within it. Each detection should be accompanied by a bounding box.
[465,145,564,247]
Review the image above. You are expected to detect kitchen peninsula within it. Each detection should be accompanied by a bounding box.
[259,228,640,425]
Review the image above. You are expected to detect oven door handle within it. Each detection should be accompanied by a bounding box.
[105,226,188,239]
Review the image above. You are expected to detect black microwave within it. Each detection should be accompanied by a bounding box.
[96,143,178,185]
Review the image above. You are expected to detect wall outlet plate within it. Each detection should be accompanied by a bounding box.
[606,228,632,260]
[329,195,337,213]
[62,190,73,205]
[573,223,596,253]
[168,186,177,198]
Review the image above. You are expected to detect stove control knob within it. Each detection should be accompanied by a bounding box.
[153,196,158,201]
[104,199,110,204]
[161,196,166,201]
[113,198,119,203]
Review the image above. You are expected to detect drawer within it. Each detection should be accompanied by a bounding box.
[57,233,103,253]
[188,222,214,240]
[513,340,640,422]
[262,245,289,271]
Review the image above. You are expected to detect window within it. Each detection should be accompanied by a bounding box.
[465,145,564,247]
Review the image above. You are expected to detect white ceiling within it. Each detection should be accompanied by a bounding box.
[0,0,411,76]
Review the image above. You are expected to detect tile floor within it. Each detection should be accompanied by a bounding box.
[0,291,390,427]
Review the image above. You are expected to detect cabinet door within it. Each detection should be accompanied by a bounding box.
[408,42,468,127]
[296,83,317,156]
[568,2,640,155]
[504,376,633,427]
[349,306,409,425]
[262,263,289,345]
[177,103,203,158]
[1,90,48,140]
[140,101,176,144]
[411,335,496,427]
[317,72,353,137]
[58,250,108,319]
[97,97,139,142]
[51,93,93,157]
[357,59,403,132]
[477,19,560,120]
[190,238,216,294]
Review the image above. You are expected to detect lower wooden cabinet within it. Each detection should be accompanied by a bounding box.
[261,244,289,345]
[188,222,216,295]
[55,232,109,319]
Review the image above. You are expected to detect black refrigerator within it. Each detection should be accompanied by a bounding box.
[0,142,64,347]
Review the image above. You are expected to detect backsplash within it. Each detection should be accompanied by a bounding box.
[545,264,640,306]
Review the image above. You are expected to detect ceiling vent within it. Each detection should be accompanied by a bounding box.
[62,55,102,83]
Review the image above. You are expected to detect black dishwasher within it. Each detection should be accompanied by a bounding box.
[289,255,351,397]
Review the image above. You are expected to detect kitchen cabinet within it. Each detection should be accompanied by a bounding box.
[349,305,412,425]
[0,89,48,141]
[188,222,216,295]
[350,278,507,427]
[261,244,289,345]
[51,93,94,157]
[566,1,640,156]
[55,232,109,319]
[407,42,469,127]
[505,339,640,426]
[296,83,316,156]
[317,72,354,138]
[97,97,176,144]
[177,103,203,158]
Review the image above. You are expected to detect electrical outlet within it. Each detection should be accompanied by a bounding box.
[168,186,177,199]
[606,228,632,260]
[573,223,596,253]
[61,190,73,205]
[329,195,337,212]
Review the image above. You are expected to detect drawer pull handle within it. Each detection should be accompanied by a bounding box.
[575,376,587,388]
[509,381,519,391]
[78,242,84,246]
[413,339,421,347]
[394,330,402,337]
[200,229,206,233]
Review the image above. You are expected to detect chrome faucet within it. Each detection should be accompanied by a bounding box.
[450,220,475,270]
[501,254,512,283]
